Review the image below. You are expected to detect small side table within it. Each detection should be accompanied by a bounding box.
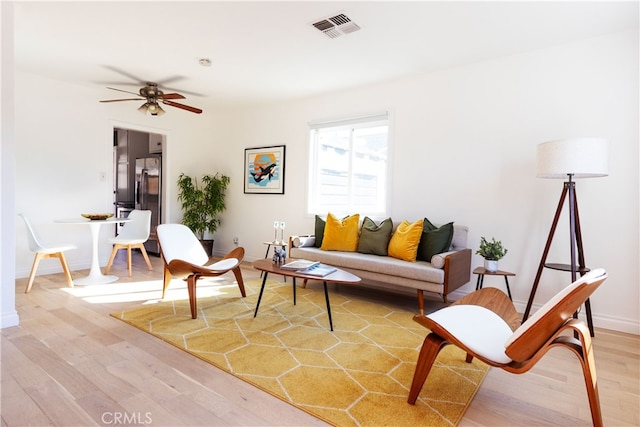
[473,267,514,301]
[262,241,287,281]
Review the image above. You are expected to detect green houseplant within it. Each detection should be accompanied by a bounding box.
[177,172,230,255]
[476,236,508,272]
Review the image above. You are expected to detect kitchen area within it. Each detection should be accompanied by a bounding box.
[113,128,164,255]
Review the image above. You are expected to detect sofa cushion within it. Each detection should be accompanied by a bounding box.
[357,217,393,256]
[314,215,326,248]
[388,219,424,262]
[292,235,316,248]
[418,219,454,261]
[320,213,360,252]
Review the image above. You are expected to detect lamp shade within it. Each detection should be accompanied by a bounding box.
[536,138,609,179]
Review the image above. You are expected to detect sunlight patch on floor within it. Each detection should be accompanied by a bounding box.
[61,276,240,304]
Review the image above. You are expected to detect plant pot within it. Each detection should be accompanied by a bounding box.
[200,239,214,257]
[484,259,499,273]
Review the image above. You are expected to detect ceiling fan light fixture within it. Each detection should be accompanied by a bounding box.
[149,102,165,116]
[138,102,149,114]
[101,82,201,115]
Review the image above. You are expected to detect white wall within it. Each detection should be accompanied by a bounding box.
[216,30,639,333]
[6,29,638,334]
[1,1,19,328]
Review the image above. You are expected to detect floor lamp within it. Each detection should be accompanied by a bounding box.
[523,138,609,337]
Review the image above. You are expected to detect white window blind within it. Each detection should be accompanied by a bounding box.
[307,113,389,217]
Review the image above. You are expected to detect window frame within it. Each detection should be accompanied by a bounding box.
[306,112,391,218]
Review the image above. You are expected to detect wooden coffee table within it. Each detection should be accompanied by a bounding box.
[252,258,361,331]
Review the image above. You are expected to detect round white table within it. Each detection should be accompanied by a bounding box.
[56,217,131,285]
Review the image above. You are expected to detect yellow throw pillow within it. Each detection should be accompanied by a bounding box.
[388,219,424,262]
[320,213,360,252]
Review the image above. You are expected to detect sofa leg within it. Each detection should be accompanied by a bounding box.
[417,290,424,315]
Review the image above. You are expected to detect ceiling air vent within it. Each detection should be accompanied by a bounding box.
[312,13,361,39]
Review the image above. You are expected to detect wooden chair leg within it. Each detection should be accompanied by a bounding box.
[104,245,119,275]
[126,245,132,277]
[408,332,449,404]
[567,320,604,427]
[138,244,153,271]
[232,266,246,297]
[57,251,74,288]
[25,253,44,293]
[417,289,425,315]
[187,275,199,319]
[162,264,172,299]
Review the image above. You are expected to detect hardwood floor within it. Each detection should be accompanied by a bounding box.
[2,252,639,426]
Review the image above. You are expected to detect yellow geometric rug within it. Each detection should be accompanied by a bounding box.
[111,278,488,426]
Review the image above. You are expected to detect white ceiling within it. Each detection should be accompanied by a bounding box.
[12,1,639,112]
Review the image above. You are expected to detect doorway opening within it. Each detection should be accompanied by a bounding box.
[113,128,165,256]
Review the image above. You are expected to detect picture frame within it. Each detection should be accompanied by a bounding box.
[244,145,286,194]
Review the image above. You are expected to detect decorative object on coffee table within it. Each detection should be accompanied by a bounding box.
[476,236,507,272]
[272,247,286,264]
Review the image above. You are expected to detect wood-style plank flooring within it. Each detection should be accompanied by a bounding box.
[2,252,639,426]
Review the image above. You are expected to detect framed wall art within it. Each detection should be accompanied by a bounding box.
[244,145,286,194]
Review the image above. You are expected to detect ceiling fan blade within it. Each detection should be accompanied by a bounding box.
[162,100,203,114]
[102,65,146,85]
[106,87,141,97]
[162,86,206,97]
[158,93,185,100]
[155,75,187,86]
[100,98,143,103]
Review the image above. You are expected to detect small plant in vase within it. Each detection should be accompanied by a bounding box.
[476,236,508,272]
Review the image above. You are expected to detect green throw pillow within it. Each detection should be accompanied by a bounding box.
[357,217,393,256]
[314,215,326,248]
[417,219,454,261]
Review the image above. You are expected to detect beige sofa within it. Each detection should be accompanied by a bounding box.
[288,224,471,314]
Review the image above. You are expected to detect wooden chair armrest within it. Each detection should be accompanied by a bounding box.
[443,248,471,296]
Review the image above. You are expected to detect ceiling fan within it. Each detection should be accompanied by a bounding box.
[99,82,203,115]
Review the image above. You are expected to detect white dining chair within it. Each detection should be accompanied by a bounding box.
[18,213,76,293]
[104,209,153,277]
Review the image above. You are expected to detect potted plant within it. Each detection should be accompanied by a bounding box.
[476,236,508,272]
[177,172,230,256]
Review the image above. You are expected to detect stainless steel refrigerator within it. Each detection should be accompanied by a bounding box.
[135,157,161,255]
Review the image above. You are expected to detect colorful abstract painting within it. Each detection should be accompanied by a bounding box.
[244,145,286,194]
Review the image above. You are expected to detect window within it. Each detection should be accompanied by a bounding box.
[307,113,390,217]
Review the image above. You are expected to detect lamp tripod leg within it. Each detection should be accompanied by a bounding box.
[523,185,568,322]
[525,180,595,337]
